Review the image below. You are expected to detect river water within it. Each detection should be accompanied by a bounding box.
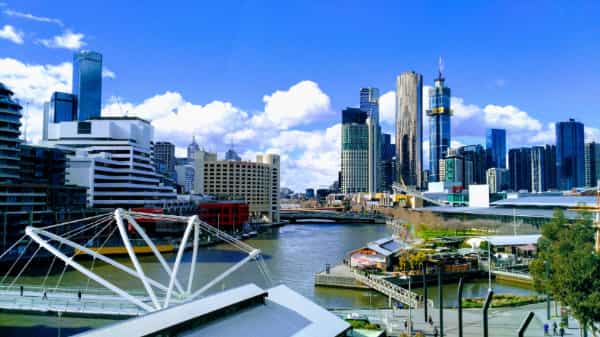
[0,222,535,336]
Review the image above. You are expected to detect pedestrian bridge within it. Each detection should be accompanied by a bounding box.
[0,209,273,317]
[352,271,433,309]
[281,210,384,224]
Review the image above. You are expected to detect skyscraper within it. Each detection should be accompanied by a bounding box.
[584,142,600,187]
[486,168,510,193]
[486,129,507,169]
[427,65,451,182]
[341,108,368,193]
[509,147,532,191]
[72,51,102,120]
[155,141,176,175]
[457,145,487,185]
[49,92,77,123]
[381,133,396,191]
[543,145,557,190]
[360,88,381,194]
[396,71,423,188]
[556,118,585,190]
[531,146,546,193]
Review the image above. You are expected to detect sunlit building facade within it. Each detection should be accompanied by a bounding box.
[395,71,423,188]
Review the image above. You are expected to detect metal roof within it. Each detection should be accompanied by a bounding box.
[492,196,597,208]
[416,206,582,219]
[74,284,350,337]
[366,237,408,257]
[467,235,541,247]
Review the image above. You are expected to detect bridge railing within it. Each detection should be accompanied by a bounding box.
[352,271,422,307]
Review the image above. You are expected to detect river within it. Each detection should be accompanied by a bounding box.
[0,222,536,336]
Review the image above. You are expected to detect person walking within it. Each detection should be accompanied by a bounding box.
[19,285,23,297]
[553,321,558,336]
[559,326,565,337]
[433,326,439,337]
[77,290,82,301]
[544,323,549,335]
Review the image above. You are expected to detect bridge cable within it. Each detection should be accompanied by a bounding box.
[41,215,113,289]
[85,223,119,293]
[0,238,33,285]
[0,234,26,262]
[39,212,112,231]
[8,244,43,289]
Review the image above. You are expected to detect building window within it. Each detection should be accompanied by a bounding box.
[77,121,92,134]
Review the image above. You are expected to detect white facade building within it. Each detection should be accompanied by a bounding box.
[175,164,195,194]
[45,117,177,208]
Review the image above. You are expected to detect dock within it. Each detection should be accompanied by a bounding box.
[315,264,369,289]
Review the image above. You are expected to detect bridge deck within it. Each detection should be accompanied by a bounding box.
[352,271,432,308]
[0,287,157,317]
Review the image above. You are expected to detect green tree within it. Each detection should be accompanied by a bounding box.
[530,209,600,335]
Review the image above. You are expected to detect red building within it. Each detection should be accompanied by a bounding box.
[197,201,249,230]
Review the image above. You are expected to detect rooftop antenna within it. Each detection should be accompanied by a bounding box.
[438,56,445,80]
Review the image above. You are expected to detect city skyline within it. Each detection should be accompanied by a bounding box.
[1,1,600,190]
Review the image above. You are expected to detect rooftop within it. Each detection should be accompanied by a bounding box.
[492,195,598,208]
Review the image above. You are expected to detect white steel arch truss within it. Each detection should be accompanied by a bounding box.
[24,208,268,313]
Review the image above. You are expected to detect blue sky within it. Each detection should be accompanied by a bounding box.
[1,1,599,190]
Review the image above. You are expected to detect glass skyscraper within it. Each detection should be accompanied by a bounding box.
[341,108,368,193]
[360,87,381,194]
[73,50,102,120]
[427,72,451,183]
[49,92,77,123]
[486,128,506,169]
[556,118,585,190]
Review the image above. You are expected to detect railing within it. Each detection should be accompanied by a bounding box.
[353,271,424,308]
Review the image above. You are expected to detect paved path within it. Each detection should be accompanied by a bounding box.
[334,301,590,336]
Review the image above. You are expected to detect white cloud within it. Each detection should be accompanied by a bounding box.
[38,30,86,50]
[0,24,24,44]
[379,90,395,126]
[3,9,63,26]
[102,67,115,79]
[251,80,332,129]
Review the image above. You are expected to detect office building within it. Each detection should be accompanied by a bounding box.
[45,117,177,208]
[49,92,77,123]
[396,71,423,188]
[442,149,465,188]
[187,136,200,162]
[305,188,315,199]
[556,118,585,190]
[486,129,507,169]
[457,145,487,185]
[154,141,176,175]
[341,108,368,194]
[487,167,510,193]
[585,142,600,187]
[72,51,102,120]
[531,146,546,193]
[543,145,557,190]
[509,147,532,191]
[361,88,381,194]
[381,133,395,192]
[427,69,452,182]
[175,164,195,193]
[199,153,280,223]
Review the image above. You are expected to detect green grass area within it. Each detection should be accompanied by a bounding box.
[415,228,485,240]
[462,294,545,308]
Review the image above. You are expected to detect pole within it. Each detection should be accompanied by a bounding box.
[488,240,492,291]
[408,274,412,336]
[423,262,428,322]
[482,290,494,337]
[517,311,535,337]
[438,264,444,337]
[458,277,464,337]
[545,260,551,321]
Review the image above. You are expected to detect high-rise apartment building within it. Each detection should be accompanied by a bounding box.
[360,88,381,194]
[72,51,102,120]
[486,129,507,169]
[543,145,557,190]
[556,118,585,190]
[509,147,532,191]
[531,146,546,193]
[442,149,465,188]
[585,142,600,187]
[427,69,451,182]
[341,108,368,193]
[486,167,510,193]
[396,71,423,187]
[155,141,176,175]
[0,83,22,184]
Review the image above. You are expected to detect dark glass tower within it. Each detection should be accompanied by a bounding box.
[508,147,532,191]
[427,70,451,182]
[49,92,77,122]
[73,50,102,120]
[486,128,506,169]
[556,118,585,190]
